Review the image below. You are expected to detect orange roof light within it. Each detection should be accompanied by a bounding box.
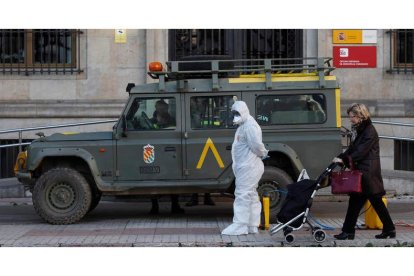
[149,62,163,72]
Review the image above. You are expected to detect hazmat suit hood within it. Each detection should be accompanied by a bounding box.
[231,101,250,125]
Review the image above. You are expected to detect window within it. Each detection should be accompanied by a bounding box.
[394,140,414,171]
[170,29,229,59]
[126,97,176,130]
[388,29,414,74]
[256,94,327,125]
[0,29,82,75]
[190,96,236,129]
[169,29,303,61]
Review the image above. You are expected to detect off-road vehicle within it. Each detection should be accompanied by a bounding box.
[14,58,342,224]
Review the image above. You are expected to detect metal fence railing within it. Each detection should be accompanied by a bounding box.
[372,120,414,171]
[0,119,118,178]
[1,118,413,176]
[372,120,414,141]
[0,119,118,151]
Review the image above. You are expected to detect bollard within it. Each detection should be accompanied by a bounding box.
[259,192,270,230]
[364,197,387,229]
[263,196,270,230]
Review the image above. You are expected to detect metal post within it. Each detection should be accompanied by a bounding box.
[18,130,22,152]
[263,196,270,230]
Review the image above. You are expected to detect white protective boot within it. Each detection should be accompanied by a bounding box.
[221,223,248,235]
[248,226,259,234]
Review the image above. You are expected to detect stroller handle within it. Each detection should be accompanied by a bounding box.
[315,162,342,184]
[327,162,342,171]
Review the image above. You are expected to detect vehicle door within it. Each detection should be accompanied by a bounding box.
[116,94,182,181]
[184,93,240,179]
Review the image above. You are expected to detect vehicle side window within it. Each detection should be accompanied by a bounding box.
[190,96,236,129]
[256,94,327,125]
[126,97,176,130]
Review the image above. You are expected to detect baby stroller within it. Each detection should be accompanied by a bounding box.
[269,162,338,243]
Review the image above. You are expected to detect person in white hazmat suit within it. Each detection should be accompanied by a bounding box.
[221,101,269,235]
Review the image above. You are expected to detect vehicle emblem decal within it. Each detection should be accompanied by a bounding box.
[143,144,155,164]
[196,138,224,169]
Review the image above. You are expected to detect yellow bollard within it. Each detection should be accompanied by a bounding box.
[263,196,270,230]
[364,197,388,229]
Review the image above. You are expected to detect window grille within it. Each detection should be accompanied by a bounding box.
[169,29,303,61]
[394,140,414,171]
[387,29,414,74]
[0,29,82,75]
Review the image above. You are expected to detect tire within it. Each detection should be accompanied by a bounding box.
[88,191,102,213]
[257,166,292,223]
[82,173,101,213]
[32,167,92,225]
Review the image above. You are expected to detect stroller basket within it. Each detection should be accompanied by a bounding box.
[277,179,318,228]
[270,162,339,243]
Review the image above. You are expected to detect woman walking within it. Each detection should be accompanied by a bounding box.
[333,103,396,240]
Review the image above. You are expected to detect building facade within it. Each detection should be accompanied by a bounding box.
[1,29,413,179]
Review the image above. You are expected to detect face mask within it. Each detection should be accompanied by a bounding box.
[233,115,242,124]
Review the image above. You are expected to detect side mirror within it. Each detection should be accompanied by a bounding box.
[121,115,127,137]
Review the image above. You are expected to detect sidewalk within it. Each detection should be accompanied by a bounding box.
[0,197,413,247]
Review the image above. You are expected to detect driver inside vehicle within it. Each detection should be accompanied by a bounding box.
[150,100,175,129]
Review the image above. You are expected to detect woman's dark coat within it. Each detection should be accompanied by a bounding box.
[338,118,385,196]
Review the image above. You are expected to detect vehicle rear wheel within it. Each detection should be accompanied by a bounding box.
[33,167,92,225]
[257,166,292,223]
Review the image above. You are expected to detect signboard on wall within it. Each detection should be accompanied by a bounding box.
[333,30,377,44]
[333,46,377,68]
[115,29,127,43]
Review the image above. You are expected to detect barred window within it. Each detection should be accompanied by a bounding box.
[0,29,82,75]
[394,140,414,171]
[170,29,229,59]
[169,29,303,61]
[388,29,414,74]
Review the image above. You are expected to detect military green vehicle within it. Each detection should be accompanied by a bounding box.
[14,58,342,225]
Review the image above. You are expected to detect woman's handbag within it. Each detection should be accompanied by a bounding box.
[330,157,362,194]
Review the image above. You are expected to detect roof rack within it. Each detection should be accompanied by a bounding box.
[148,57,335,91]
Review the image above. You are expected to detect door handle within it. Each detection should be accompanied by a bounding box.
[226,145,232,150]
[165,146,176,152]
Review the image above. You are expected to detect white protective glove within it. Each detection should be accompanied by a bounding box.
[261,155,270,160]
[332,157,343,164]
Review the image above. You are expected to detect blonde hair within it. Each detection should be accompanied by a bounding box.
[347,103,370,121]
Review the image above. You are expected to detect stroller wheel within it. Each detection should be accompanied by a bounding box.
[312,226,321,232]
[313,229,326,243]
[285,233,295,244]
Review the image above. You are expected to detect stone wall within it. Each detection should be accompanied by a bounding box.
[1,29,413,168]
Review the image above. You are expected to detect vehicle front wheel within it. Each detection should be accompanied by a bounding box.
[257,166,292,223]
[33,167,92,225]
